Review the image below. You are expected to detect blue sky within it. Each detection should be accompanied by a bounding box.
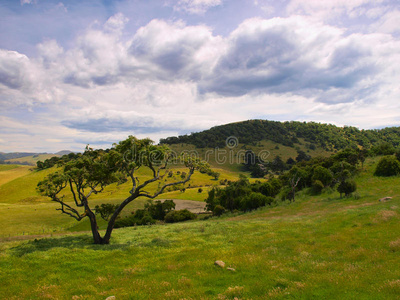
[0,0,399,152]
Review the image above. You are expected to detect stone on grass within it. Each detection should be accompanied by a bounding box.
[105,296,116,300]
[379,197,392,202]
[227,267,236,272]
[214,260,225,268]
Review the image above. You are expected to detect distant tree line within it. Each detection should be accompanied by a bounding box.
[36,153,81,170]
[206,147,364,216]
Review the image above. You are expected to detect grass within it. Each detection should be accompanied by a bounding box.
[0,165,32,186]
[1,157,400,299]
[0,163,241,237]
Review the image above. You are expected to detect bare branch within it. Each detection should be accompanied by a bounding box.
[138,167,195,199]
[52,197,85,221]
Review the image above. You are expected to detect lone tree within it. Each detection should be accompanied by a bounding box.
[37,136,209,244]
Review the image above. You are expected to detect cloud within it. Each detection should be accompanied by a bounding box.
[371,10,400,34]
[173,0,223,14]
[129,19,223,81]
[197,16,394,105]
[20,0,35,5]
[0,50,32,90]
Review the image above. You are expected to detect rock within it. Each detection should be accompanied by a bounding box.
[214,260,225,268]
[105,296,116,300]
[227,267,236,272]
[379,197,392,202]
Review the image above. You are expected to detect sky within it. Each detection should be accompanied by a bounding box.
[0,0,399,153]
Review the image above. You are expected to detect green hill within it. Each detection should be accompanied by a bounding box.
[161,119,400,151]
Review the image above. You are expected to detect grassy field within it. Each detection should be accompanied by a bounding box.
[0,158,400,298]
[0,164,242,237]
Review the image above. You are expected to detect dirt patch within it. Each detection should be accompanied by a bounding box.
[159,199,207,214]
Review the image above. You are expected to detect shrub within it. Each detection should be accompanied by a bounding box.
[337,180,357,197]
[312,166,333,187]
[164,209,197,223]
[374,156,400,177]
[240,192,273,211]
[198,188,203,193]
[311,180,324,195]
[213,205,225,217]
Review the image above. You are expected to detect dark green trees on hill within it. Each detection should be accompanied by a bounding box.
[160,119,400,152]
[374,156,400,177]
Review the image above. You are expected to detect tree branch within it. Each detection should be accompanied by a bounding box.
[52,197,85,221]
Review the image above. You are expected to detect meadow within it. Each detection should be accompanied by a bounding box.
[0,157,400,299]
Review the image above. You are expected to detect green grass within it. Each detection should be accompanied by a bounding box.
[0,163,242,237]
[1,157,400,298]
[0,165,32,186]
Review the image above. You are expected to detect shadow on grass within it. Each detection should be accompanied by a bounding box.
[10,235,131,257]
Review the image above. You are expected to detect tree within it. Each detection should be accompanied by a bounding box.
[337,180,357,198]
[312,166,333,187]
[374,156,400,177]
[37,136,209,244]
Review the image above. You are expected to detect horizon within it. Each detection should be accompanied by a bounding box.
[1,0,400,152]
[1,118,399,153]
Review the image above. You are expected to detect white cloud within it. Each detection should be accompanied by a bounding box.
[371,10,400,34]
[286,0,387,21]
[20,0,35,5]
[130,19,224,81]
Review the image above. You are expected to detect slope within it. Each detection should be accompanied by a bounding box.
[0,157,400,299]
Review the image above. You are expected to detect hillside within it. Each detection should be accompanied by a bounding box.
[160,119,400,151]
[4,153,59,166]
[1,157,400,299]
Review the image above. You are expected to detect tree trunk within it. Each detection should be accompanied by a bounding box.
[102,195,136,244]
[85,207,107,244]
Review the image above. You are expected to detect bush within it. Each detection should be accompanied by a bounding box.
[240,192,273,211]
[374,156,400,177]
[311,180,324,195]
[312,166,333,187]
[164,209,197,223]
[337,180,357,197]
[213,205,225,217]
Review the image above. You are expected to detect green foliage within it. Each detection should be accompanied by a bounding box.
[374,156,400,177]
[312,166,333,187]
[213,204,225,216]
[145,200,176,220]
[94,203,120,221]
[205,175,280,213]
[370,142,396,156]
[395,150,400,162]
[241,192,274,211]
[337,180,357,197]
[164,209,197,223]
[36,153,80,170]
[311,180,324,195]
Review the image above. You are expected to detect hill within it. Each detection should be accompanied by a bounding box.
[0,152,46,161]
[160,119,400,151]
[4,153,59,166]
